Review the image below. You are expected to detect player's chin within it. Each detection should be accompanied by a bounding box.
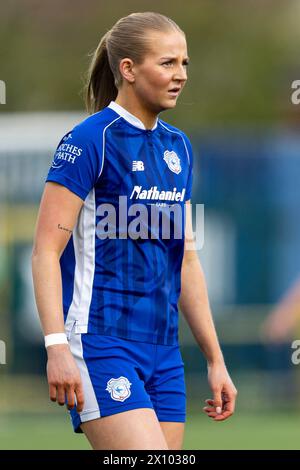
[161,96,179,109]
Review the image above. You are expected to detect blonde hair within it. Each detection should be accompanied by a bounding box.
[85,12,185,114]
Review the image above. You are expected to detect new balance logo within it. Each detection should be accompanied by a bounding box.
[132,161,144,171]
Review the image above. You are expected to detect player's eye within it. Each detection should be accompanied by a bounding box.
[162,60,190,67]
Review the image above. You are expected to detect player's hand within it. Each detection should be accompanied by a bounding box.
[46,344,84,412]
[204,361,237,421]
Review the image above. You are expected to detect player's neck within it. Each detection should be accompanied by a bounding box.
[114,93,158,130]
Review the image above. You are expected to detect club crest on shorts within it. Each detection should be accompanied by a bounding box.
[163,150,181,174]
[106,376,132,402]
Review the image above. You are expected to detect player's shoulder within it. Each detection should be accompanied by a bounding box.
[158,119,193,154]
[158,119,193,166]
[66,107,121,144]
[158,119,191,143]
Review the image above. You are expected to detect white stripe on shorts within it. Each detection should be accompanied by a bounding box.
[68,330,101,423]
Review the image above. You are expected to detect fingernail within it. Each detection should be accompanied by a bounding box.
[216,407,222,414]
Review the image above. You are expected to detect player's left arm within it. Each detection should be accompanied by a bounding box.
[178,200,238,421]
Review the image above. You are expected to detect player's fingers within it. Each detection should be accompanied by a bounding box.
[212,388,223,415]
[66,385,76,410]
[227,392,237,413]
[203,399,219,413]
[49,383,57,403]
[203,405,215,412]
[206,411,218,418]
[221,390,237,416]
[75,382,85,412]
[204,393,236,420]
[57,385,66,406]
[203,410,216,417]
[205,399,214,406]
[213,410,233,421]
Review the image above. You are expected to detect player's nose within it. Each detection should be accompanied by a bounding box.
[173,66,187,83]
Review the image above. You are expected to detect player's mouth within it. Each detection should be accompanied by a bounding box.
[167,86,181,97]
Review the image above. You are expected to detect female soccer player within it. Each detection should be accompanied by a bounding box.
[32,12,237,450]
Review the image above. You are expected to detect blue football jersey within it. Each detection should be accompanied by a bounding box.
[45,101,193,345]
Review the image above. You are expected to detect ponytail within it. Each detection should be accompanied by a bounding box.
[85,34,118,114]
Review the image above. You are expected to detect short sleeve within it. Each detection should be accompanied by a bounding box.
[45,125,102,201]
[182,133,194,201]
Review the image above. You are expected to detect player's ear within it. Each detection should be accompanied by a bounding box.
[119,58,135,84]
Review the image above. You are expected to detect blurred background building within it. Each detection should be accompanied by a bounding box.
[1,0,300,450]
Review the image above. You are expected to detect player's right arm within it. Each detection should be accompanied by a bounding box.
[31,181,85,412]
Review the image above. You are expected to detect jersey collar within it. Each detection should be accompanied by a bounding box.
[108,101,158,131]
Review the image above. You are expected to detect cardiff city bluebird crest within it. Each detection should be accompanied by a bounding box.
[163,150,181,174]
[106,376,132,402]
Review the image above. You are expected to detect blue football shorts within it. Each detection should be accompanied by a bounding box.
[67,329,186,433]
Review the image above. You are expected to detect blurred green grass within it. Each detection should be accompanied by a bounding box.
[1,374,300,449]
[1,409,299,450]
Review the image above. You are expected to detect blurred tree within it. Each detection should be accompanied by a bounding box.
[1,0,300,128]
